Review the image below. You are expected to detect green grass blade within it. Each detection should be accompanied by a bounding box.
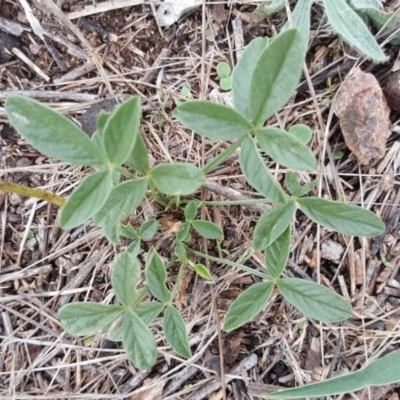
[266,349,400,398]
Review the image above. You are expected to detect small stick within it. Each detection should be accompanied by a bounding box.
[142,48,170,84]
[67,0,144,20]
[0,16,29,36]
[232,16,244,60]
[210,286,227,400]
[12,47,50,81]
[0,265,52,284]
[53,61,97,84]
[78,18,118,42]
[0,89,97,101]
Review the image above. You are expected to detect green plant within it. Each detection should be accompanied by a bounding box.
[216,61,232,91]
[265,348,400,398]
[3,28,395,397]
[381,254,393,268]
[256,0,400,62]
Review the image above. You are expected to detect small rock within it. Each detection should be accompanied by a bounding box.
[385,70,400,112]
[321,239,344,264]
[333,68,391,165]
[80,98,118,136]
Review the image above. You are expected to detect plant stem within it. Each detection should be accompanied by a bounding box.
[148,181,167,207]
[170,261,186,300]
[0,179,66,207]
[202,139,242,175]
[117,167,137,180]
[199,198,271,206]
[189,249,269,279]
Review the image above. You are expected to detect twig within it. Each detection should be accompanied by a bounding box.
[78,18,118,42]
[53,62,97,84]
[67,0,144,20]
[0,265,52,284]
[210,286,227,400]
[185,354,257,400]
[0,16,30,36]
[203,179,269,213]
[11,47,50,81]
[0,90,97,101]
[142,48,171,84]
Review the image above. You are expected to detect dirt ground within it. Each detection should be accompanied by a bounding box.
[0,1,399,399]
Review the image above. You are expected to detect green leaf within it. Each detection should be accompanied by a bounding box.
[324,0,388,62]
[146,248,171,303]
[5,95,105,166]
[194,264,213,280]
[103,224,121,244]
[253,199,296,251]
[112,251,141,306]
[151,163,204,196]
[220,77,232,91]
[163,305,192,358]
[103,314,124,342]
[224,281,274,332]
[122,310,157,370]
[59,303,124,336]
[91,129,107,159]
[277,278,353,322]
[93,179,147,233]
[175,242,187,259]
[216,62,231,78]
[350,0,381,7]
[60,170,112,230]
[125,133,150,174]
[256,127,317,171]
[361,7,400,45]
[184,201,198,221]
[285,172,302,197]
[180,83,191,97]
[297,197,385,237]
[138,218,159,240]
[103,315,124,341]
[239,135,286,204]
[126,239,141,257]
[105,301,164,342]
[265,226,291,278]
[176,222,191,243]
[191,220,223,239]
[120,223,139,239]
[285,171,318,197]
[136,301,164,325]
[174,101,252,141]
[266,349,400,398]
[102,96,141,166]
[254,0,285,19]
[333,150,345,160]
[288,124,312,144]
[248,29,306,125]
[232,37,269,118]
[283,0,312,43]
[97,110,111,133]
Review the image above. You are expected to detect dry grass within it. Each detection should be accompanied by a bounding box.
[0,1,399,399]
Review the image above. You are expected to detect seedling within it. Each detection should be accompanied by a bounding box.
[3,28,396,398]
[175,82,192,106]
[216,61,232,91]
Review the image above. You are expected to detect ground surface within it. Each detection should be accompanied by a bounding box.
[0,1,399,399]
